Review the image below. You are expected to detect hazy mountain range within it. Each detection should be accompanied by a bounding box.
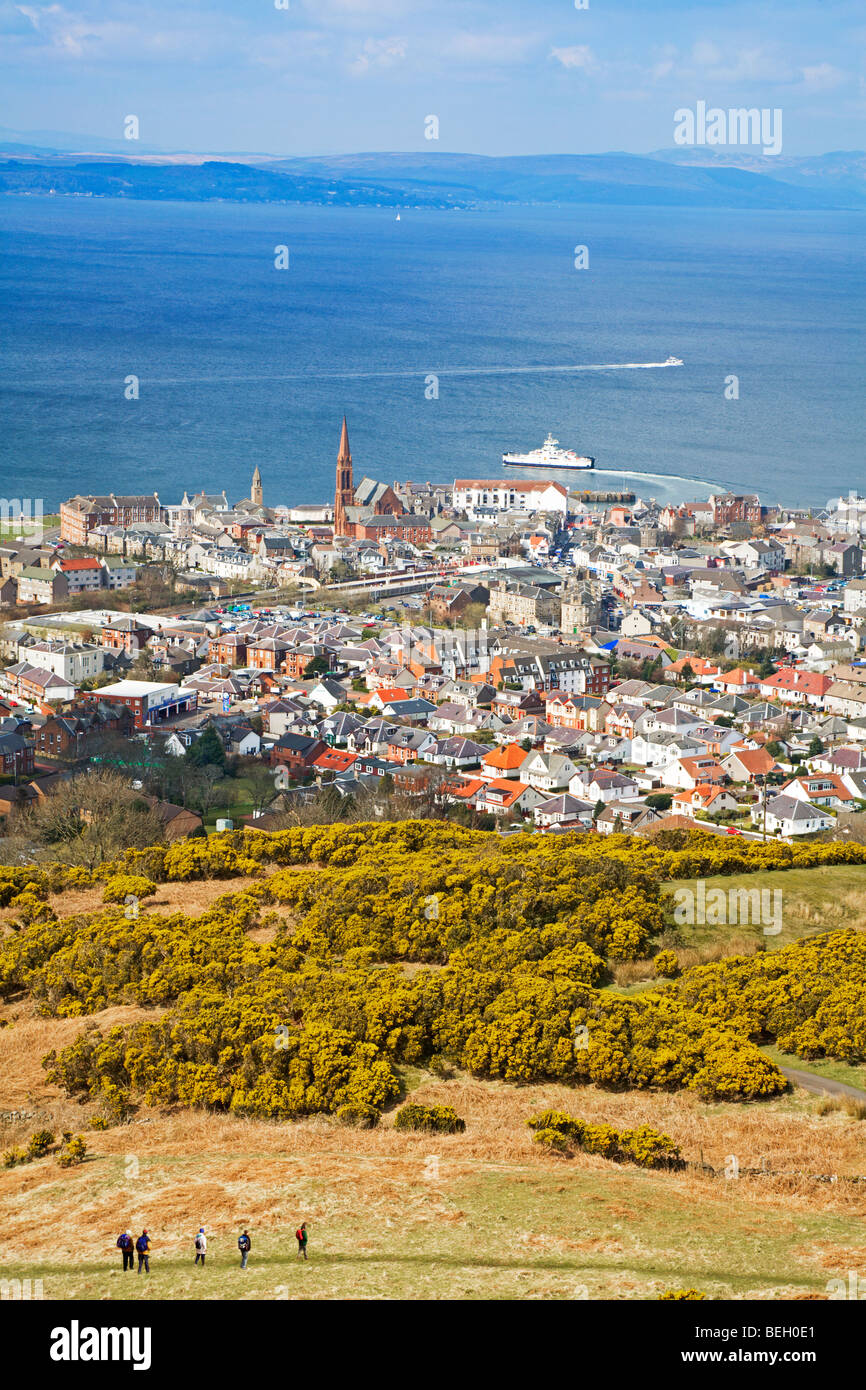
[1,131,864,210]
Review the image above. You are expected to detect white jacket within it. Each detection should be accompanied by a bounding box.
[195,1232,207,1251]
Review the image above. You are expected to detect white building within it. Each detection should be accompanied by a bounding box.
[752,793,833,837]
[844,578,866,614]
[18,639,104,685]
[451,479,568,521]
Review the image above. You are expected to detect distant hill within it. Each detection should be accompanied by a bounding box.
[1,148,864,210]
[650,147,866,204]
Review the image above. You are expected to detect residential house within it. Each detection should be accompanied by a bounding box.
[753,793,832,837]
[477,779,547,817]
[518,749,579,793]
[533,793,595,829]
[661,755,727,791]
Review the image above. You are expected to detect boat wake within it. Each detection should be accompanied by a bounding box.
[578,467,717,494]
[61,361,684,388]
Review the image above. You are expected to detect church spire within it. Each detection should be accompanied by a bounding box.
[251,465,263,507]
[338,416,351,464]
[334,416,354,538]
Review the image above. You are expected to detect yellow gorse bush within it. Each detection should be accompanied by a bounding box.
[4,822,858,1122]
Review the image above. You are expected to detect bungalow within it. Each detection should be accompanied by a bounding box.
[311,748,358,778]
[380,697,437,721]
[759,669,831,709]
[424,737,488,769]
[782,774,853,811]
[570,768,640,803]
[533,793,595,829]
[596,801,660,835]
[664,655,723,685]
[753,793,833,837]
[442,776,485,809]
[141,796,204,841]
[307,678,349,713]
[722,748,780,783]
[482,743,529,780]
[478,779,547,817]
[518,749,579,793]
[225,725,262,757]
[823,682,866,721]
[713,667,761,696]
[661,755,727,791]
[672,784,740,818]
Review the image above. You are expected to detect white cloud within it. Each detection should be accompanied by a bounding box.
[350,35,407,74]
[446,31,537,65]
[549,45,599,74]
[800,63,847,93]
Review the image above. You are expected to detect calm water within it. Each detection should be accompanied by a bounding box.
[0,196,863,510]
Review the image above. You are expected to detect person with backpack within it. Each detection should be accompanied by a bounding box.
[116,1230,134,1272]
[296,1222,308,1261]
[194,1227,207,1267]
[238,1229,251,1269]
[135,1229,151,1275]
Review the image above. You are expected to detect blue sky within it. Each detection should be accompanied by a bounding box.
[1,0,864,155]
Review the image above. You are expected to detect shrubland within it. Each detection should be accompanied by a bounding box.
[0,823,863,1125]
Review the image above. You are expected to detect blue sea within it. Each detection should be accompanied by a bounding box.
[0,196,863,511]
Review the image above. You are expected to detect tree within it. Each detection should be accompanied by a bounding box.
[645,792,673,812]
[679,662,695,685]
[245,762,280,818]
[23,771,166,868]
[185,726,226,769]
[303,655,330,679]
[807,736,824,757]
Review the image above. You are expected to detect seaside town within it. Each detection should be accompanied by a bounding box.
[3,417,866,847]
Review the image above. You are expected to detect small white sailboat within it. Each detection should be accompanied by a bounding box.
[395,212,401,221]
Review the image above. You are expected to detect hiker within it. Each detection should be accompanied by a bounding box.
[296,1222,308,1261]
[238,1229,251,1269]
[194,1227,207,1267]
[136,1229,151,1275]
[116,1230,134,1272]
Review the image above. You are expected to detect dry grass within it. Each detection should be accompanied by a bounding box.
[0,863,311,933]
[2,1029,864,1299]
[816,1095,866,1122]
[1,1073,864,1301]
[611,935,760,988]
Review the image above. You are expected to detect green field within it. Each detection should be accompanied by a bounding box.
[662,864,866,951]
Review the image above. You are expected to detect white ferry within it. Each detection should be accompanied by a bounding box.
[503,433,594,470]
[665,356,683,365]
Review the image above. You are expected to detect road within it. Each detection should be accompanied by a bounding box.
[780,1065,866,1101]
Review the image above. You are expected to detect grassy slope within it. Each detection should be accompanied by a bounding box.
[659,865,866,1089]
[3,860,866,1300]
[661,865,866,952]
[1,1030,865,1301]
